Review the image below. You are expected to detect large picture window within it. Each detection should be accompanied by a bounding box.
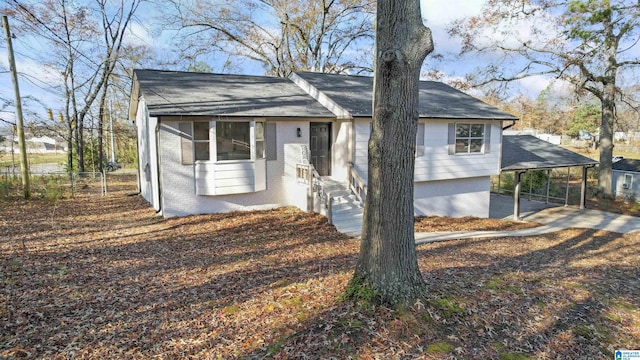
[455,123,485,154]
[180,120,267,164]
[216,121,250,161]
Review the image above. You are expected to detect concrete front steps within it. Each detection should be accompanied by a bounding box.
[320,177,363,236]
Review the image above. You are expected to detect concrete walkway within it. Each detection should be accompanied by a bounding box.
[415,195,640,245]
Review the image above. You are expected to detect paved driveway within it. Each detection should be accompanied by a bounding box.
[489,193,640,234]
[415,194,639,244]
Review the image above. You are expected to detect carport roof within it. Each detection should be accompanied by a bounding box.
[501,135,598,171]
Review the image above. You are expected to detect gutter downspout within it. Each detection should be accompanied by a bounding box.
[502,120,517,131]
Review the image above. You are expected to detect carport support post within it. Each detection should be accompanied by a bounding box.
[580,166,588,209]
[565,167,570,206]
[545,169,551,204]
[514,170,525,221]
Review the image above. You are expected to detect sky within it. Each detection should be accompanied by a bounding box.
[0,0,561,127]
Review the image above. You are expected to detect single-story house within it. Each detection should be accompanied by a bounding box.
[128,69,518,219]
[612,158,640,201]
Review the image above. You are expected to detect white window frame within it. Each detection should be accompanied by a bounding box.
[213,120,252,162]
[193,121,211,161]
[623,173,633,189]
[455,123,486,155]
[182,120,266,164]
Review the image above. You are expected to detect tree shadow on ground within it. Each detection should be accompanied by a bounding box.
[248,228,639,358]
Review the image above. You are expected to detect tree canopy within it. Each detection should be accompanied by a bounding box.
[168,0,375,76]
[451,0,640,197]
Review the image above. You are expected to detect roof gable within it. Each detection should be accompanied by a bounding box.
[131,69,335,118]
[612,158,640,173]
[291,71,518,120]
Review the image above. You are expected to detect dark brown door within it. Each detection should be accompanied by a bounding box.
[310,122,331,176]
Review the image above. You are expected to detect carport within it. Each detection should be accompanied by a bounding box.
[499,135,599,221]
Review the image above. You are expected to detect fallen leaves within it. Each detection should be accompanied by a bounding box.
[1,173,638,359]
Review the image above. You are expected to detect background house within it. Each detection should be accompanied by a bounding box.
[613,158,640,201]
[129,69,518,220]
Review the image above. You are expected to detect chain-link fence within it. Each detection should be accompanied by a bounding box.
[0,170,106,200]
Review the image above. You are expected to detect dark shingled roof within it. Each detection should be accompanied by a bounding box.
[293,71,518,120]
[612,158,640,173]
[132,69,335,118]
[501,135,598,171]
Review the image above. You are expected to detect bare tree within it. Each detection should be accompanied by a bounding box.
[348,0,433,306]
[4,0,143,172]
[451,0,640,197]
[170,0,375,76]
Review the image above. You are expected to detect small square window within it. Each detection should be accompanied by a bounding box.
[455,123,485,154]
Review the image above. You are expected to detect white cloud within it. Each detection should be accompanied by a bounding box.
[421,0,485,26]
[125,22,154,47]
[0,50,63,88]
[420,0,485,54]
[515,76,573,99]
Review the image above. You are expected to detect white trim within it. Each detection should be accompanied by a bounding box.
[289,72,352,119]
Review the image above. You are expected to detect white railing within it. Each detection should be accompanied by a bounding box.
[348,162,367,204]
[295,163,333,224]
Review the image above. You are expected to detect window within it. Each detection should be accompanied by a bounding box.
[255,121,265,159]
[216,122,250,161]
[180,120,269,163]
[624,174,633,189]
[179,122,194,165]
[455,123,485,154]
[194,121,210,160]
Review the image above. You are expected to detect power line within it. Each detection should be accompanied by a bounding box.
[11,0,103,69]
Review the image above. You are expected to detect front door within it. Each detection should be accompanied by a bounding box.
[310,122,331,176]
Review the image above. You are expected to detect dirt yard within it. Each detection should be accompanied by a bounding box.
[1,174,638,359]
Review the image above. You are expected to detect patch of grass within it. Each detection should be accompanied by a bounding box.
[572,324,611,343]
[499,353,532,360]
[428,297,464,318]
[486,278,523,295]
[221,305,241,315]
[612,300,635,312]
[266,338,286,357]
[604,312,622,322]
[282,296,303,308]
[426,341,453,354]
[342,278,376,308]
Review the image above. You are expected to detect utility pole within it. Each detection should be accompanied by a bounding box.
[3,15,30,199]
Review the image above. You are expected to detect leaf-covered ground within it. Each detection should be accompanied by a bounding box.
[1,174,638,359]
[414,215,540,232]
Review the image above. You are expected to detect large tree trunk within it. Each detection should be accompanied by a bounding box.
[597,13,617,199]
[598,83,615,197]
[350,0,433,306]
